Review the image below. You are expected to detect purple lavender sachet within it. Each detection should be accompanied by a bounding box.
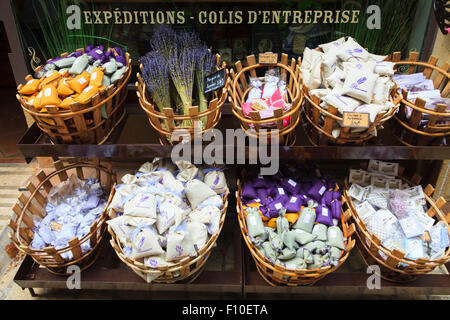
[281,178,301,195]
[87,47,106,61]
[267,199,285,218]
[307,179,327,201]
[260,205,271,219]
[285,195,303,213]
[271,186,287,199]
[332,190,342,201]
[321,190,334,206]
[114,47,126,65]
[256,188,269,202]
[68,51,83,58]
[315,204,334,226]
[242,183,258,199]
[331,200,342,220]
[252,175,275,188]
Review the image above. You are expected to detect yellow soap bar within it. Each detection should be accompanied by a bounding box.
[60,94,79,109]
[39,71,61,90]
[76,85,99,104]
[18,78,40,95]
[39,85,61,107]
[57,78,75,97]
[89,67,104,88]
[68,71,90,93]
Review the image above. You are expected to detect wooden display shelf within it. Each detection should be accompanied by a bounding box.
[17,102,450,163]
[13,217,243,297]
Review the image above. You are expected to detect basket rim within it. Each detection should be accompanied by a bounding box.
[344,173,450,269]
[303,83,402,123]
[136,79,226,124]
[393,114,450,137]
[17,52,132,118]
[390,52,450,121]
[399,97,450,117]
[354,234,425,278]
[107,187,229,276]
[13,162,117,258]
[235,111,301,140]
[236,171,356,279]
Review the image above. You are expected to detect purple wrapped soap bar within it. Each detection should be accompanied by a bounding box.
[315,204,333,226]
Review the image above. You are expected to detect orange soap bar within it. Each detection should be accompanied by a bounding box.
[57,78,75,97]
[18,78,40,95]
[39,85,61,107]
[68,71,90,93]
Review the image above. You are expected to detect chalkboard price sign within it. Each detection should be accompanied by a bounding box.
[204,68,226,94]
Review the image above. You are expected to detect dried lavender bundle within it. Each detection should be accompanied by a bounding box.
[195,46,217,127]
[139,52,171,113]
[150,25,177,63]
[168,46,196,126]
[175,29,202,51]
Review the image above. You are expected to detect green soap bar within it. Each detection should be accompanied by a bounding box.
[54,57,76,69]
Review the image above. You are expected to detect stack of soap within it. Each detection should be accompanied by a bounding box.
[348,160,449,263]
[241,164,347,270]
[301,37,397,138]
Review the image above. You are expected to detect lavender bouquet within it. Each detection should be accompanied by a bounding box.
[141,25,218,130]
[195,45,217,125]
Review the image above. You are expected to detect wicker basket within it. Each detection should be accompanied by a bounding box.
[389,51,450,146]
[228,54,303,146]
[8,159,116,275]
[136,55,228,146]
[302,49,402,146]
[344,165,450,282]
[108,189,229,283]
[236,175,356,286]
[16,48,131,144]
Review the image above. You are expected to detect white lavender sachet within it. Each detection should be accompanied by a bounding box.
[106,160,227,283]
[302,36,398,133]
[31,174,107,260]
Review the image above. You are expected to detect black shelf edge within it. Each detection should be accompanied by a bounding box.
[17,104,450,161]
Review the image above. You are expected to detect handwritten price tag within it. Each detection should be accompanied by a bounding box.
[342,112,370,129]
[258,52,278,64]
[204,68,226,94]
[49,221,62,232]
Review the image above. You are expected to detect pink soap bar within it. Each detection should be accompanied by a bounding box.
[242,102,253,117]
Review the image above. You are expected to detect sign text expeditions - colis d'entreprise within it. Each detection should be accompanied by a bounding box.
[78,9,363,25]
